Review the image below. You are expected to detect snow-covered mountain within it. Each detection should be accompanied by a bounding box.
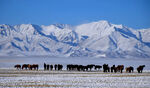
[0,20,150,58]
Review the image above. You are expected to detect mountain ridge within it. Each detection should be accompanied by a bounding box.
[0,20,150,58]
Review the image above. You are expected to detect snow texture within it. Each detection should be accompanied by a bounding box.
[0,69,150,88]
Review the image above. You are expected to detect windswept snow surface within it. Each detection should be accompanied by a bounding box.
[0,20,150,58]
[0,69,150,88]
[0,57,150,88]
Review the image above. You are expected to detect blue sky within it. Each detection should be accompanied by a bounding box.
[0,0,150,29]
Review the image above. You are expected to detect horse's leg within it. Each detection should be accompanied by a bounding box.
[138,70,140,73]
[111,68,113,73]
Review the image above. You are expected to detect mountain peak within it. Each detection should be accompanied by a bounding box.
[52,24,71,29]
[75,20,113,37]
[95,20,110,24]
[78,20,111,26]
[0,24,12,28]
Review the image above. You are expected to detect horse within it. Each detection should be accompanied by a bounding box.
[117,65,124,73]
[67,64,88,71]
[137,65,145,73]
[82,65,88,71]
[47,64,50,70]
[58,64,63,70]
[77,65,83,71]
[95,65,102,71]
[54,64,58,70]
[126,66,134,73]
[67,64,72,71]
[111,65,117,73]
[103,64,110,72]
[14,64,21,70]
[22,64,29,70]
[31,64,39,70]
[87,64,95,71]
[44,63,47,70]
[22,64,38,70]
[50,65,53,70]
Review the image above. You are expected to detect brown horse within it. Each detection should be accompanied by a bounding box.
[22,64,29,70]
[22,64,39,70]
[126,66,134,73]
[31,64,39,70]
[137,65,145,73]
[117,65,124,73]
[14,64,21,70]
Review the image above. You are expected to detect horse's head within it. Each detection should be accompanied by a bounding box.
[113,65,115,67]
[103,64,106,66]
[142,65,145,67]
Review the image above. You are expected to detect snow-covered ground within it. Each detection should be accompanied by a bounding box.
[0,57,150,87]
[0,69,150,88]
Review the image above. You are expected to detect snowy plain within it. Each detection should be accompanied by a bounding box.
[0,56,150,88]
[0,69,150,88]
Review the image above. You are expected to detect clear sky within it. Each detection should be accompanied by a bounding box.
[0,0,150,29]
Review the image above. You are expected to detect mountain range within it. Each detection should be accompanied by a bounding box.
[0,20,150,58]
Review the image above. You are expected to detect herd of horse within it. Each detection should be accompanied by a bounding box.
[14,63,145,73]
[14,64,39,70]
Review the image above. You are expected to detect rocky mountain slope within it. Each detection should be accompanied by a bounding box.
[0,20,150,58]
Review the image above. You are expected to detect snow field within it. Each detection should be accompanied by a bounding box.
[0,69,150,88]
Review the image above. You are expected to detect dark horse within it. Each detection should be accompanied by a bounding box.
[54,64,58,70]
[44,63,47,70]
[111,65,117,73]
[103,64,110,72]
[14,64,21,70]
[95,65,102,71]
[137,65,145,73]
[58,64,63,70]
[126,66,134,73]
[67,64,89,71]
[46,64,50,70]
[50,65,53,70]
[87,64,95,71]
[117,65,124,73]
